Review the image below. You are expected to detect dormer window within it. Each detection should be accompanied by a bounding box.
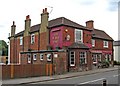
[75,29,83,43]
[31,34,35,44]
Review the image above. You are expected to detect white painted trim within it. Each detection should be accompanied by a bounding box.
[75,29,83,43]
[70,51,75,66]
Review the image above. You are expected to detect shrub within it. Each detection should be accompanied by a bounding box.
[114,61,120,65]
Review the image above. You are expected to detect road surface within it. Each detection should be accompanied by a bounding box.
[31,69,120,85]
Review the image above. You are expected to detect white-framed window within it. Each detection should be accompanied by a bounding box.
[97,54,102,62]
[40,54,44,60]
[103,41,108,48]
[92,39,95,47]
[92,54,102,64]
[33,54,37,60]
[20,37,23,45]
[105,54,111,61]
[92,54,97,64]
[70,51,75,66]
[31,34,35,44]
[75,29,83,43]
[54,54,58,58]
[47,54,51,61]
[80,52,87,64]
[27,54,31,63]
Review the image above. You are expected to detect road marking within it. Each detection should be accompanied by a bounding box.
[113,74,120,77]
[79,78,106,84]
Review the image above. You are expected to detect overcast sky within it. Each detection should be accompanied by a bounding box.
[0,0,119,43]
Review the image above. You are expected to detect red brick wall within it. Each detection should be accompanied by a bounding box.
[10,38,19,63]
[40,32,48,50]
[62,26,74,46]
[10,39,15,63]
[92,39,113,50]
[30,34,39,50]
[69,49,92,72]
[23,36,30,51]
[1,64,46,80]
[83,30,92,44]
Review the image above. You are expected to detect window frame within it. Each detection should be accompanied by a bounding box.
[40,53,44,61]
[92,39,95,47]
[27,54,31,64]
[33,54,37,61]
[20,37,23,45]
[47,54,52,61]
[80,52,87,64]
[75,29,83,43]
[31,34,35,44]
[103,41,108,48]
[92,54,97,64]
[70,51,75,66]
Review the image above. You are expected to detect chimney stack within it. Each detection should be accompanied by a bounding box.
[39,8,49,50]
[24,15,31,52]
[24,15,31,36]
[86,20,94,30]
[11,21,16,37]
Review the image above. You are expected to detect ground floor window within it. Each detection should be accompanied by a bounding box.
[47,54,52,61]
[92,54,102,64]
[33,54,37,61]
[70,51,75,66]
[80,52,87,64]
[40,54,44,60]
[105,54,111,62]
[27,54,31,63]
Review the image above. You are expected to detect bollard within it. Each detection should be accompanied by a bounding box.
[103,79,107,86]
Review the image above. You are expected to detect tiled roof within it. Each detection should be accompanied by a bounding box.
[15,31,24,37]
[92,29,113,41]
[15,17,90,37]
[14,17,113,41]
[48,17,88,29]
[68,42,89,49]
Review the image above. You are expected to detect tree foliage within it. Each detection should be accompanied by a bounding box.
[0,40,8,56]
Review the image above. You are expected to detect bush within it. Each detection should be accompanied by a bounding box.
[114,61,120,65]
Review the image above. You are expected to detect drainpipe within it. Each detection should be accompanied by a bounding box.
[8,33,10,64]
[67,49,70,72]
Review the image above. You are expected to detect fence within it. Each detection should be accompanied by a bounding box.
[1,64,50,80]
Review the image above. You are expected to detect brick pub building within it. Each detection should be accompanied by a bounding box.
[9,8,114,73]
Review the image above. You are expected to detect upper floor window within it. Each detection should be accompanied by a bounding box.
[103,41,108,48]
[31,34,35,44]
[92,39,95,47]
[70,51,75,66]
[75,29,83,43]
[20,37,23,45]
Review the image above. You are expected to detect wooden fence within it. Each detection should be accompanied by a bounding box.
[1,64,50,80]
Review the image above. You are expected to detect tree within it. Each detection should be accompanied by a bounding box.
[0,40,8,56]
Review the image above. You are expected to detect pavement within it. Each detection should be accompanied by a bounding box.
[2,65,119,85]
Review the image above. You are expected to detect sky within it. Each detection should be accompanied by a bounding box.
[0,0,119,43]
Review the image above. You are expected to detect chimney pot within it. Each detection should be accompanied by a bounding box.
[43,9,45,13]
[45,8,47,13]
[26,15,30,20]
[13,21,15,25]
